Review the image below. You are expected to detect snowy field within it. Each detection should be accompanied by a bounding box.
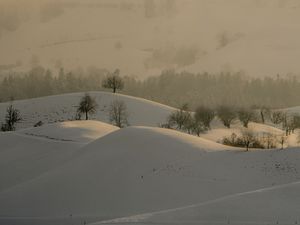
[0,92,299,225]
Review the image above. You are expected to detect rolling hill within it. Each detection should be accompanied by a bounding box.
[0,120,118,193]
[0,91,176,130]
[0,93,300,225]
[1,125,300,225]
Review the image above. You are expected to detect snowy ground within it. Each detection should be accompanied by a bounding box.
[0,91,176,129]
[0,93,299,225]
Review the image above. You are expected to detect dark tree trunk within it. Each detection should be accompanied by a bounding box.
[261,111,265,123]
[85,111,88,120]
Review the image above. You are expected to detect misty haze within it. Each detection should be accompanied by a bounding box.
[0,1,300,225]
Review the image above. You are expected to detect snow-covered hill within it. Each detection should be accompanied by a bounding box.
[18,120,119,143]
[1,125,300,225]
[0,93,300,225]
[0,120,118,193]
[0,91,175,129]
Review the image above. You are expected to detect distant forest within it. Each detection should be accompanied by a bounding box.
[1,66,300,110]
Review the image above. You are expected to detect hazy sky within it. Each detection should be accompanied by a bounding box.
[1,0,300,77]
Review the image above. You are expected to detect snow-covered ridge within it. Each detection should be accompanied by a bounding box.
[0,91,176,129]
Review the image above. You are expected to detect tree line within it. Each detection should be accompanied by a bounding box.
[127,70,300,110]
[0,67,124,102]
[1,67,300,110]
[163,104,300,150]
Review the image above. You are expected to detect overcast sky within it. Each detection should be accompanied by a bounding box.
[1,0,300,77]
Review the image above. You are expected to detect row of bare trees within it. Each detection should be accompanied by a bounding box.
[163,104,214,136]
[164,104,250,135]
[223,129,289,151]
[164,104,300,138]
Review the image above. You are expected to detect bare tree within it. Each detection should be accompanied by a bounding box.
[77,93,97,120]
[258,106,270,124]
[108,100,129,128]
[191,118,206,136]
[238,108,256,128]
[182,115,206,136]
[102,69,124,93]
[217,106,236,128]
[194,106,215,129]
[167,103,191,130]
[279,114,300,136]
[240,129,256,151]
[278,134,287,150]
[270,111,285,125]
[282,113,292,136]
[181,113,193,134]
[262,132,276,149]
[289,115,300,133]
[1,104,22,131]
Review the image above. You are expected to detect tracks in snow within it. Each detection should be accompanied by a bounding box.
[92,180,300,224]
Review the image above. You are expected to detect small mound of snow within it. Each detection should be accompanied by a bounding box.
[18,120,119,143]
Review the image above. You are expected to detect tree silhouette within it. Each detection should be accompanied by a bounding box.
[217,106,237,128]
[77,93,97,120]
[195,106,215,129]
[238,108,256,128]
[102,69,124,93]
[1,104,22,131]
[108,100,129,128]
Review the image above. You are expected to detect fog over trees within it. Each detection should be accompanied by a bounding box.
[2,67,300,110]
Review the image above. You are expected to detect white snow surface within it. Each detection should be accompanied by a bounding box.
[0,94,300,225]
[17,120,119,143]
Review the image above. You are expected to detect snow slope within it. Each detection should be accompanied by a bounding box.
[18,120,119,143]
[0,132,79,192]
[0,120,118,192]
[0,91,175,130]
[98,181,300,225]
[1,126,300,225]
[1,93,300,225]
